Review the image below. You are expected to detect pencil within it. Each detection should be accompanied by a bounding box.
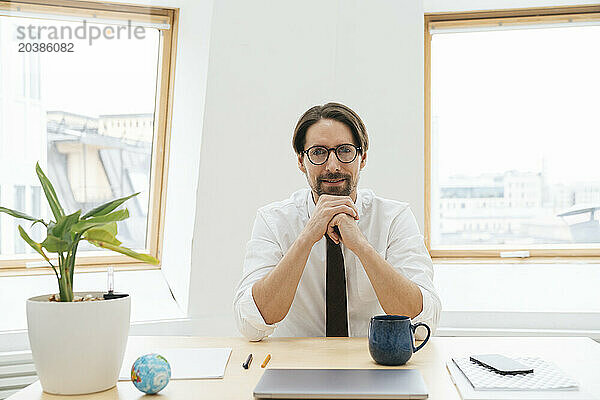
[261,354,271,368]
[242,353,253,369]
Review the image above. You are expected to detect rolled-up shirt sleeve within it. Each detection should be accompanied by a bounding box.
[385,206,441,340]
[233,210,283,341]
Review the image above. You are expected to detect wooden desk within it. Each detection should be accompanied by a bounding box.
[9,336,600,400]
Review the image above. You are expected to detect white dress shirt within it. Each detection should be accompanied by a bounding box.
[233,188,441,341]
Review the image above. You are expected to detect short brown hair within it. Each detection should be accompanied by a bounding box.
[292,102,369,155]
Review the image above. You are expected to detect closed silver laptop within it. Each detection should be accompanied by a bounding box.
[253,368,429,399]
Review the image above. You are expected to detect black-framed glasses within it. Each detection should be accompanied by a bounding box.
[303,144,362,165]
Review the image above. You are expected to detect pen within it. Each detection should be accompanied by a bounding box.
[242,353,253,369]
[261,354,271,368]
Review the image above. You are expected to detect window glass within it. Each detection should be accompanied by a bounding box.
[0,16,160,258]
[431,25,600,248]
[13,185,26,253]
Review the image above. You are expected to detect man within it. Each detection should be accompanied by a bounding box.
[234,102,440,341]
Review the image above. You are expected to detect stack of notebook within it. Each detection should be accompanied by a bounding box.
[446,356,595,400]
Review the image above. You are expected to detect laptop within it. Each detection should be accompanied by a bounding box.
[253,368,429,399]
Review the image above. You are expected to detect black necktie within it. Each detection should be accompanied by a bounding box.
[326,236,348,337]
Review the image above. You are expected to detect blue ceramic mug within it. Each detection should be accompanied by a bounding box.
[368,315,431,366]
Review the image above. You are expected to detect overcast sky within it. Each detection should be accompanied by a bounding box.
[28,18,161,117]
[432,25,600,185]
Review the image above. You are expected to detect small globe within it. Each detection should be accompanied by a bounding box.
[131,353,171,394]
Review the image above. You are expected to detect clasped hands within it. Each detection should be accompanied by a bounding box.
[302,194,368,252]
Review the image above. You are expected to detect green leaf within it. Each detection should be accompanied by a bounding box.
[41,235,70,253]
[50,211,81,242]
[99,222,118,236]
[84,222,118,237]
[84,227,121,246]
[70,209,129,233]
[82,192,140,219]
[30,219,47,229]
[87,240,159,265]
[36,162,65,220]
[1,207,45,225]
[18,226,51,262]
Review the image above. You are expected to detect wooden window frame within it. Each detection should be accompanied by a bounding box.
[0,0,179,275]
[424,5,600,260]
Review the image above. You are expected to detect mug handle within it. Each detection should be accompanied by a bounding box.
[411,322,431,353]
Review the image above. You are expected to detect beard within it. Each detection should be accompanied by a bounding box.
[312,172,355,197]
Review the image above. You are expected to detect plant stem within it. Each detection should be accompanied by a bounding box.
[57,253,73,302]
[69,235,81,287]
[47,261,59,281]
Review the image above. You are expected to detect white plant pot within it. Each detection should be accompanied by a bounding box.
[26,292,130,395]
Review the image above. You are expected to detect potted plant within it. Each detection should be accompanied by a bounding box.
[0,163,159,395]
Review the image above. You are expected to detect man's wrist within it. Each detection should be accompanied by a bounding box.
[296,232,316,250]
[352,236,375,258]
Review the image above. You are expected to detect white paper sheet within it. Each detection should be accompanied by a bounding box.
[119,348,232,380]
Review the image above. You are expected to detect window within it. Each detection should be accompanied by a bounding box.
[29,53,40,100]
[0,1,178,271]
[13,186,25,254]
[30,186,40,217]
[30,185,43,246]
[425,6,600,258]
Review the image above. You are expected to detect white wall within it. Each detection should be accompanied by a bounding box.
[188,0,425,335]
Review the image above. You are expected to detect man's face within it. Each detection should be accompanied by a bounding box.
[298,118,367,201]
